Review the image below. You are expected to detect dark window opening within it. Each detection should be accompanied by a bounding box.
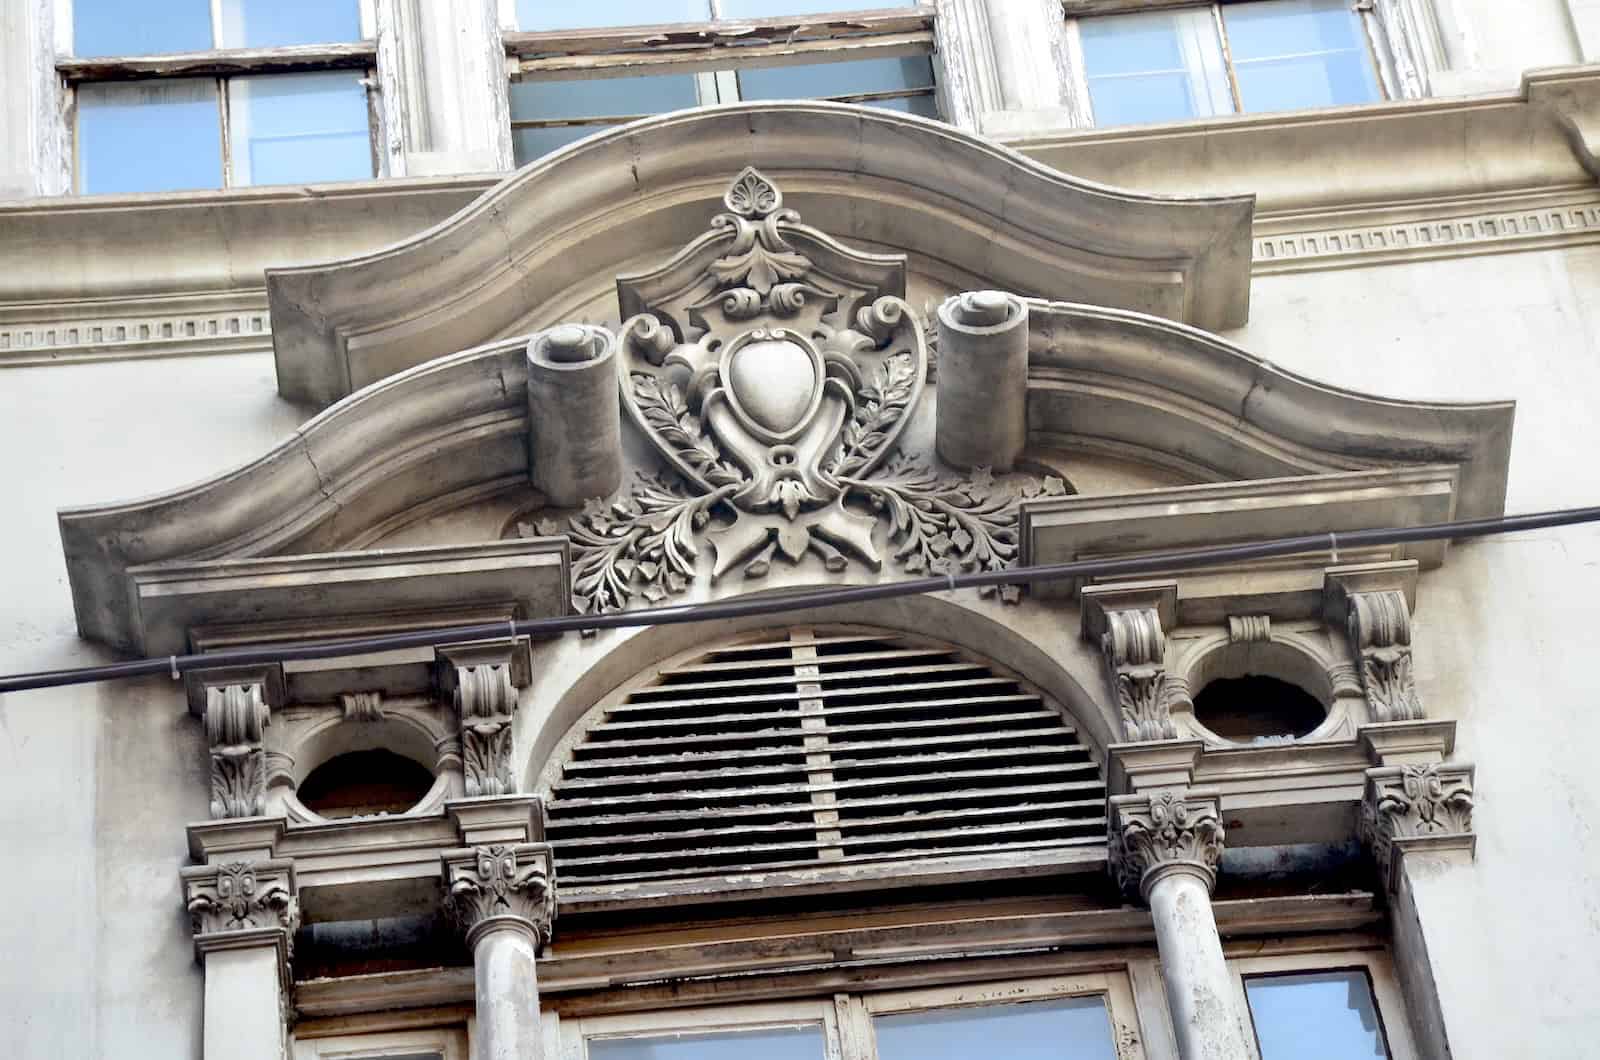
[1194,674,1324,743]
[298,749,435,818]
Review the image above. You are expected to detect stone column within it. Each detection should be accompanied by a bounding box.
[1108,790,1251,1060]
[181,859,299,1060]
[442,843,556,1060]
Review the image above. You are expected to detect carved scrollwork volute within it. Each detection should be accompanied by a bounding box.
[1361,762,1475,890]
[1346,589,1425,723]
[1107,790,1226,900]
[1101,607,1183,742]
[437,641,529,798]
[441,843,557,951]
[204,681,271,820]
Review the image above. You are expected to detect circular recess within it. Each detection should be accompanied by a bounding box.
[297,749,437,819]
[1193,674,1326,743]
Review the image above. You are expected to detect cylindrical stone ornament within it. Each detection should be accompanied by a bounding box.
[526,324,622,507]
[935,290,1029,472]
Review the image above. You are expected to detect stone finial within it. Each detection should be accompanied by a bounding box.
[437,640,530,798]
[1362,763,1475,891]
[1108,790,1226,900]
[205,681,271,820]
[441,843,556,950]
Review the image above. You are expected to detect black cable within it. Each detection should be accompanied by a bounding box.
[3,503,1597,695]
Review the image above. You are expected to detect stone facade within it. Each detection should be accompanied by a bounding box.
[3,3,1600,1059]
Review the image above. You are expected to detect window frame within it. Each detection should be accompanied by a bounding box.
[54,0,385,194]
[1060,0,1448,128]
[1227,945,1419,1060]
[499,4,940,160]
[290,1025,469,1060]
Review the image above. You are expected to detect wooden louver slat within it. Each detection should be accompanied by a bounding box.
[544,626,1107,886]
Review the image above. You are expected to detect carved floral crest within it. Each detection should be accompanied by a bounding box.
[529,169,1064,614]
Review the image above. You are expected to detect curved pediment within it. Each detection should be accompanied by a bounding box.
[267,101,1255,406]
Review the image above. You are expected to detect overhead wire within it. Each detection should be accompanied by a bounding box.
[2,503,1597,695]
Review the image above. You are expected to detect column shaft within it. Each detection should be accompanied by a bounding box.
[474,925,543,1060]
[1145,869,1251,1060]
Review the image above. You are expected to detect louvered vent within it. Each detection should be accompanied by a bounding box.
[545,626,1107,888]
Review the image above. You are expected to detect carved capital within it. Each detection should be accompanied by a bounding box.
[203,679,273,819]
[1107,790,1225,900]
[1362,763,1475,890]
[182,858,299,963]
[441,843,556,951]
[437,640,530,797]
[1346,589,1425,723]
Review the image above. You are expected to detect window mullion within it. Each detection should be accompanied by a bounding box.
[1212,3,1244,113]
[217,76,233,188]
[833,993,876,1060]
[209,0,224,49]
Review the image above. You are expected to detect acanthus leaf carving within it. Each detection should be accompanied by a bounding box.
[534,169,1066,616]
[204,682,270,819]
[1346,590,1425,723]
[1362,762,1475,888]
[1100,607,1183,742]
[437,642,527,796]
[183,859,299,940]
[441,843,556,950]
[1108,790,1226,899]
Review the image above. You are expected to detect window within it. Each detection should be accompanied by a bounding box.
[1228,948,1418,1060]
[62,0,378,193]
[504,2,937,165]
[290,1026,467,1059]
[559,975,1144,1059]
[1075,0,1385,127]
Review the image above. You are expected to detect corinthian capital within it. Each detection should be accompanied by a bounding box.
[1108,790,1225,900]
[441,843,556,950]
[181,857,299,974]
[1362,763,1475,890]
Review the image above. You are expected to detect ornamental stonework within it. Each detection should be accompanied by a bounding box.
[522,169,1065,615]
[1108,790,1226,899]
[441,843,556,949]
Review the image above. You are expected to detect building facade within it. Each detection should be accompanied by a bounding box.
[2,2,1599,1058]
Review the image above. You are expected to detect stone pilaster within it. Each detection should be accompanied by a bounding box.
[181,858,299,1060]
[437,640,530,798]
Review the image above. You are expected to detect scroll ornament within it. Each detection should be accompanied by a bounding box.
[525,169,1065,615]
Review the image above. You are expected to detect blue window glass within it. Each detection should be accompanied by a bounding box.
[228,72,372,186]
[736,55,935,112]
[517,0,708,31]
[1245,970,1391,1060]
[587,1026,825,1060]
[1223,0,1381,112]
[218,0,362,48]
[77,79,222,194]
[508,72,700,165]
[73,0,212,57]
[1080,9,1232,127]
[873,997,1119,1060]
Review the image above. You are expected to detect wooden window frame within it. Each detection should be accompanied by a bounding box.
[1060,0,1448,126]
[54,0,385,193]
[502,5,940,145]
[291,1025,469,1060]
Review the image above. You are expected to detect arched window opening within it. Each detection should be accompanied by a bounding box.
[543,625,1105,887]
[297,749,436,819]
[1193,674,1325,743]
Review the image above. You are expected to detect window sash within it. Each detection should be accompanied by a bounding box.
[1071,0,1403,127]
[1226,947,1419,1060]
[61,0,377,58]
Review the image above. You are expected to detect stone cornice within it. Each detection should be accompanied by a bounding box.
[266,101,1254,405]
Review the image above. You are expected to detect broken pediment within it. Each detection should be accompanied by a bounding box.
[266,101,1256,407]
[59,168,1512,656]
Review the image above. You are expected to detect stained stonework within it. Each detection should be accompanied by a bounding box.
[1363,763,1475,889]
[441,843,556,949]
[1107,790,1226,899]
